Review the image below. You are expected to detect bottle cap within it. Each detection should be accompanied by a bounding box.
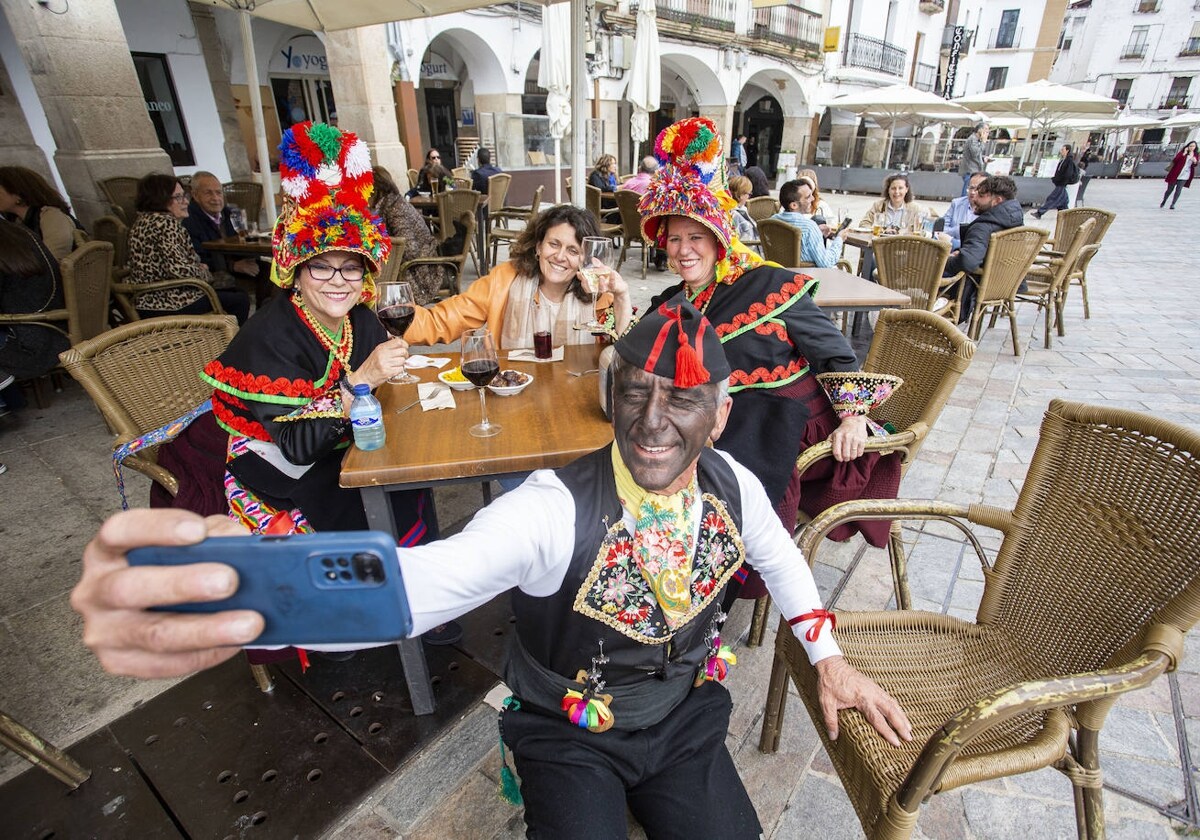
[352,384,370,396]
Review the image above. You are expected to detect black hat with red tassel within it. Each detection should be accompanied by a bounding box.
[614,295,730,389]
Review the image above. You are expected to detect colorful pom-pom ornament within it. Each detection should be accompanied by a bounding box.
[702,644,737,683]
[561,687,614,733]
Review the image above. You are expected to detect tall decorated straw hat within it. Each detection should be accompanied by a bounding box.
[270,121,391,304]
[637,116,737,261]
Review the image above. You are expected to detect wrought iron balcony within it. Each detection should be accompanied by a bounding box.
[1121,44,1148,59]
[914,61,938,92]
[844,32,907,77]
[749,3,822,57]
[987,26,1023,50]
[629,0,735,33]
[1181,37,1200,57]
[1159,96,1191,109]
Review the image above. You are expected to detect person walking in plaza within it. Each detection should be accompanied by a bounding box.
[1031,144,1079,220]
[1161,141,1199,210]
[0,165,83,260]
[127,174,251,323]
[1074,142,1097,207]
[959,122,989,196]
[71,300,911,839]
[731,132,748,175]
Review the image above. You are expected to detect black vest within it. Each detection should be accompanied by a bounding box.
[505,445,745,730]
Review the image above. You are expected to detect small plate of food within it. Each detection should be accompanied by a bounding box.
[438,367,478,391]
[487,369,533,396]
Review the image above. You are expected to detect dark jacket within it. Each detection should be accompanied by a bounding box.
[1166,149,1199,187]
[945,198,1023,276]
[181,201,236,274]
[1051,155,1078,187]
[470,163,502,194]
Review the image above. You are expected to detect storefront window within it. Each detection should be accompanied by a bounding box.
[132,53,194,167]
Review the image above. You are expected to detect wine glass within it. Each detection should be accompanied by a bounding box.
[376,281,419,385]
[461,327,501,438]
[576,237,612,331]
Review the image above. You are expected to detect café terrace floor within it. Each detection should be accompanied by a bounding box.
[2,178,1200,839]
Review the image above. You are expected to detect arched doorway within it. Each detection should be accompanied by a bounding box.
[742,95,783,175]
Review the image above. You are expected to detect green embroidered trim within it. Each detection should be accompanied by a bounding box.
[727,363,810,395]
[719,276,819,344]
[200,354,338,407]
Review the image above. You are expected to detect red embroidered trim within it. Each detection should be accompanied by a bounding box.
[205,359,323,399]
[713,275,811,337]
[728,358,807,387]
[212,393,270,440]
[788,609,836,643]
[754,321,789,342]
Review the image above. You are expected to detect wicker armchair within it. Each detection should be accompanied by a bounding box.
[871,234,960,322]
[490,185,543,265]
[222,181,264,227]
[745,195,780,223]
[1054,209,1113,320]
[59,314,237,496]
[962,226,1049,356]
[111,276,223,323]
[1017,217,1095,350]
[400,210,476,298]
[407,168,420,190]
[746,309,976,645]
[586,185,622,240]
[480,172,512,267]
[98,176,139,225]
[758,218,852,273]
[91,215,130,272]
[760,399,1200,840]
[615,189,650,278]
[0,240,114,345]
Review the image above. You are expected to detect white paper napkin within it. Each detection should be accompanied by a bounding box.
[509,347,563,363]
[405,354,451,369]
[418,382,456,412]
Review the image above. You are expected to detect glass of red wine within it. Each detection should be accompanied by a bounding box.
[376,281,418,385]
[461,327,501,438]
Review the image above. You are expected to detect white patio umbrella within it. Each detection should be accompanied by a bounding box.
[1161,111,1200,128]
[825,84,972,167]
[625,0,660,172]
[539,2,572,204]
[955,80,1118,168]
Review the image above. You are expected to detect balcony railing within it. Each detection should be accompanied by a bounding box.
[1181,38,1200,57]
[750,4,823,56]
[987,26,1023,49]
[1160,96,1191,109]
[914,61,938,92]
[1121,43,1148,59]
[633,0,736,33]
[844,32,907,77]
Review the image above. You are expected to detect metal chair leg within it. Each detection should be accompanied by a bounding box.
[887,521,912,611]
[0,710,90,789]
[250,663,275,693]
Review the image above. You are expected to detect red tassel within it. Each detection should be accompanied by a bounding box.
[673,332,709,387]
[297,648,311,673]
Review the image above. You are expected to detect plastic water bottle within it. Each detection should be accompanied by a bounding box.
[349,384,385,451]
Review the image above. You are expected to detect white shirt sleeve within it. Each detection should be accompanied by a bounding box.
[397,470,577,635]
[716,450,843,663]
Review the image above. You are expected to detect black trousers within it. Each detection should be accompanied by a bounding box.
[501,680,761,839]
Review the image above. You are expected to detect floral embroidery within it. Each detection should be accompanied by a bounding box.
[573,495,746,644]
[275,391,347,424]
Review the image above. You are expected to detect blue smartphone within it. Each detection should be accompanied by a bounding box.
[127,531,412,646]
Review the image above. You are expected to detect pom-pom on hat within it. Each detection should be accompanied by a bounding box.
[615,295,730,389]
[638,117,736,261]
[270,121,391,304]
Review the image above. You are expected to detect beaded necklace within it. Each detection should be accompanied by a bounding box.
[686,280,719,315]
[293,294,354,371]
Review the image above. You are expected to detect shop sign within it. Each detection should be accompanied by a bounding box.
[270,35,328,76]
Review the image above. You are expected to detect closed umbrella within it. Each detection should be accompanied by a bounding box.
[539,2,572,204]
[955,80,1117,169]
[625,0,660,172]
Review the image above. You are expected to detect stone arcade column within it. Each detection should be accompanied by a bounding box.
[2,0,171,228]
[187,2,252,182]
[779,115,812,169]
[698,104,735,148]
[0,51,52,181]
[324,26,409,179]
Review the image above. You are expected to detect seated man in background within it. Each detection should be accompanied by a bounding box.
[945,174,1023,324]
[938,171,986,249]
[182,171,261,290]
[771,179,850,268]
[71,301,910,840]
[621,156,659,195]
[470,147,502,194]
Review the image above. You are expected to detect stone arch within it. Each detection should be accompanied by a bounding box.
[660,53,726,108]
[423,28,510,96]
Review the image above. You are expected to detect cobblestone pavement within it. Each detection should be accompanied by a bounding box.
[2,177,1198,838]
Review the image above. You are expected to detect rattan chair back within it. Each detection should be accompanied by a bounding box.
[745,195,779,223]
[406,168,420,190]
[757,218,803,266]
[60,241,114,345]
[871,235,951,312]
[60,315,236,445]
[585,185,622,240]
[486,173,511,214]
[222,181,264,226]
[615,189,649,278]
[99,177,139,226]
[91,215,129,269]
[862,309,975,468]
[1052,207,1114,249]
[966,226,1049,355]
[435,189,480,244]
[403,210,476,297]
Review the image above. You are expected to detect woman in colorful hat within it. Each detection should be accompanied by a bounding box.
[201,122,427,544]
[639,118,901,580]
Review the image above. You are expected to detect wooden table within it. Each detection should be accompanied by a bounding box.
[340,343,613,714]
[804,266,911,312]
[844,228,875,251]
[202,236,274,304]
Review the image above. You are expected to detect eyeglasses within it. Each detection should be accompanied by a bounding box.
[306,262,365,282]
[171,193,189,204]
